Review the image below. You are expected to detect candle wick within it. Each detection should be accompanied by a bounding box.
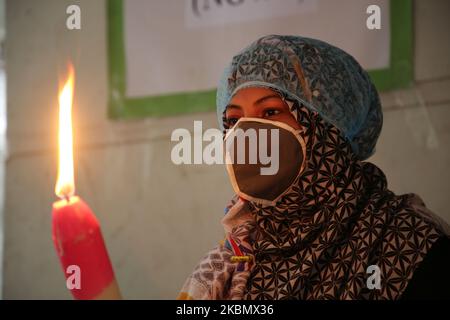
[64,195,70,203]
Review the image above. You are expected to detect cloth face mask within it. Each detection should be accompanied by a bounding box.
[224,117,306,206]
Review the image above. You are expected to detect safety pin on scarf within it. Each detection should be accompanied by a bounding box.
[227,235,252,265]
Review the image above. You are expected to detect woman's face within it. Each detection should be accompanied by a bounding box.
[225,87,301,130]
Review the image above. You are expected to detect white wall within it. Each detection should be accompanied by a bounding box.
[2,0,450,299]
[0,0,6,300]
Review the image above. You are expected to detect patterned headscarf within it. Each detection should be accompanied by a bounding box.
[177,35,450,300]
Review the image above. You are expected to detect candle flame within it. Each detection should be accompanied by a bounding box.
[55,63,75,199]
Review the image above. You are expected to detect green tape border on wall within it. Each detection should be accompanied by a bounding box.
[107,0,413,119]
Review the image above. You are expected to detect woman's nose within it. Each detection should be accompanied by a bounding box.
[243,108,261,118]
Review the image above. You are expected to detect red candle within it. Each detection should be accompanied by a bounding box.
[52,63,121,300]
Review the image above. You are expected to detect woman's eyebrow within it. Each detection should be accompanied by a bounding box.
[225,104,242,111]
[254,93,283,106]
[226,94,282,110]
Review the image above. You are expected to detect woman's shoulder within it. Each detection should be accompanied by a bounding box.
[401,193,450,236]
[177,241,234,300]
[397,194,450,299]
[402,235,450,299]
[189,240,235,278]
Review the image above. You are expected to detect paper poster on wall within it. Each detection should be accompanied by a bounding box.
[108,0,412,119]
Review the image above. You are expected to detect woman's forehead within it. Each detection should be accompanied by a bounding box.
[229,87,282,105]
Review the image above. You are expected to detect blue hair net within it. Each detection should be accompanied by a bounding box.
[216,35,382,160]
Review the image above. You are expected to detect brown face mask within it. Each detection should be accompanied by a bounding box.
[224,117,306,206]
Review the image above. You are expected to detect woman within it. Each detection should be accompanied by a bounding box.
[178,35,450,300]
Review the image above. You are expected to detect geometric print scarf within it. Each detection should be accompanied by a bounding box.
[178,99,450,300]
[242,100,450,299]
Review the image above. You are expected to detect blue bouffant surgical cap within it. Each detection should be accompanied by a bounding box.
[216,35,383,160]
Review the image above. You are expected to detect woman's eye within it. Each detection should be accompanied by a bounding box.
[264,109,281,117]
[226,117,239,126]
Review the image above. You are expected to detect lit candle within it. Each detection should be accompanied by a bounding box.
[52,63,122,300]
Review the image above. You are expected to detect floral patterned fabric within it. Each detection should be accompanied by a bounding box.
[241,101,449,299]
